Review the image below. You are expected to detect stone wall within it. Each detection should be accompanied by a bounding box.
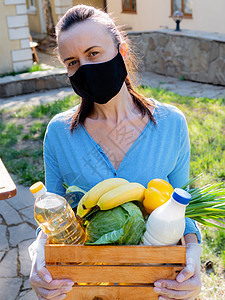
[128,29,225,86]
[0,69,69,98]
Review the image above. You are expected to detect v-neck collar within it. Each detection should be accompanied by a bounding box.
[81,99,157,173]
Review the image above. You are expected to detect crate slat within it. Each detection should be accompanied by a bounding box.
[45,244,186,264]
[46,265,183,283]
[66,285,157,300]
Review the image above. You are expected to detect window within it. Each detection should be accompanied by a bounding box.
[27,0,37,14]
[171,0,192,17]
[122,0,137,13]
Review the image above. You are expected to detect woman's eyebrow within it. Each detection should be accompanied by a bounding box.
[63,46,100,63]
[83,46,100,53]
[63,57,75,63]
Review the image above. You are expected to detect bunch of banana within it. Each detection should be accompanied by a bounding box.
[77,178,128,218]
[76,178,146,218]
[97,182,146,210]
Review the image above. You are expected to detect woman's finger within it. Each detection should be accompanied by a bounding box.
[37,285,73,299]
[154,275,201,300]
[154,279,194,291]
[39,294,67,300]
[35,238,52,283]
[30,273,74,290]
[176,257,195,283]
[158,297,175,300]
[153,286,192,299]
[37,266,52,284]
[158,296,195,300]
[158,297,189,300]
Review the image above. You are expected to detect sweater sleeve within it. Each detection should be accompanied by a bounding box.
[184,217,202,243]
[168,113,190,188]
[43,130,65,196]
[168,111,201,243]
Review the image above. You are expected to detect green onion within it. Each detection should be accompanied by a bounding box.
[182,174,225,230]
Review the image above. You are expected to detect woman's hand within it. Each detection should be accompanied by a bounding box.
[154,243,202,300]
[28,232,74,299]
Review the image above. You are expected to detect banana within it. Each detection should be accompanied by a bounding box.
[76,193,91,218]
[97,182,146,210]
[81,178,129,209]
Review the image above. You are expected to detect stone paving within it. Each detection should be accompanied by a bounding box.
[140,72,225,99]
[0,184,37,299]
[0,86,74,110]
[0,71,224,299]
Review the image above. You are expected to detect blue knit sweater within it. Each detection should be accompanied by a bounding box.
[43,99,201,242]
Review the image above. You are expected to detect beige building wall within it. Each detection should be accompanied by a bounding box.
[107,0,225,34]
[0,0,32,75]
[0,3,18,74]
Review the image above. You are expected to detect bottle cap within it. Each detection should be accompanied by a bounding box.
[172,188,191,205]
[30,181,47,198]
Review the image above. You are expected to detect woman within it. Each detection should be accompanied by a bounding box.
[29,5,202,300]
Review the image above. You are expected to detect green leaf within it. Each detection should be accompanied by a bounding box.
[181,173,203,190]
[65,185,86,194]
[193,217,225,230]
[85,203,145,245]
[85,206,128,243]
[62,182,69,190]
[85,228,124,245]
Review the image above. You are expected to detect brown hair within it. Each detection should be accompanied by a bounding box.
[55,5,156,132]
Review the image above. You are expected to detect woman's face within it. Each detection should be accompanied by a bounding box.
[58,20,117,76]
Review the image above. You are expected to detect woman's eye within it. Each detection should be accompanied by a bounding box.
[90,51,99,57]
[68,60,77,67]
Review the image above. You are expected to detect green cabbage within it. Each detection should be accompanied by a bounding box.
[85,202,146,245]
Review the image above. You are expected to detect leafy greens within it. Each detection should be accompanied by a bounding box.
[85,202,146,245]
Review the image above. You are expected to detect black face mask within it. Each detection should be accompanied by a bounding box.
[68,49,127,104]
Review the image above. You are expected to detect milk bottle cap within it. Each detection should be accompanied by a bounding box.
[172,188,191,205]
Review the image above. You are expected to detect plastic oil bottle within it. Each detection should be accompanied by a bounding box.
[142,188,191,246]
[30,181,86,244]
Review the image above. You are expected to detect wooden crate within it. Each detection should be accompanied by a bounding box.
[45,238,186,300]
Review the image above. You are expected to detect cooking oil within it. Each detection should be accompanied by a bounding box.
[30,182,86,245]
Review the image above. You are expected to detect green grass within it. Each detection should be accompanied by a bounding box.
[200,271,225,299]
[200,225,225,299]
[0,85,224,298]
[0,95,79,186]
[0,63,51,78]
[201,226,225,268]
[29,64,48,72]
[1,86,225,187]
[16,95,79,119]
[138,86,225,187]
[179,74,185,81]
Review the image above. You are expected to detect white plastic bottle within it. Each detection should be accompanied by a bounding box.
[142,188,191,246]
[30,181,86,244]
